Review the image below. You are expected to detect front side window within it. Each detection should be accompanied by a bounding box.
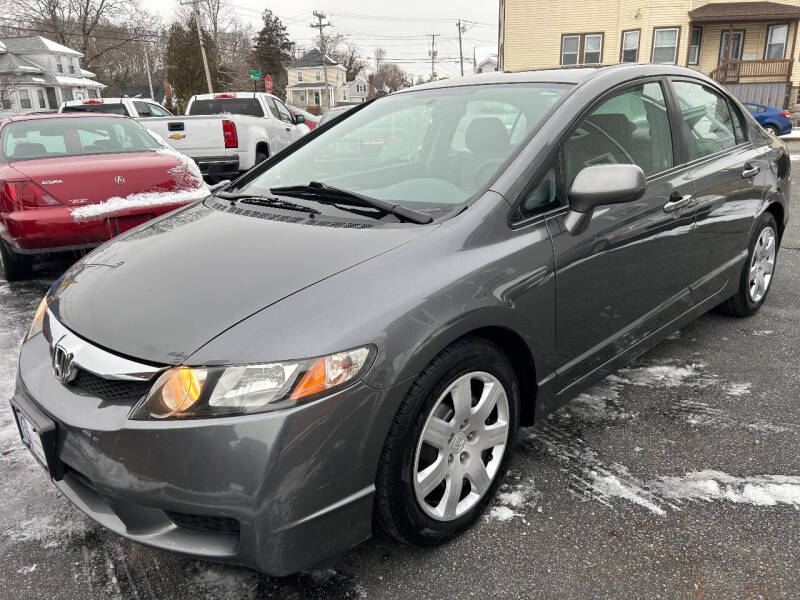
[729,101,749,144]
[133,101,153,117]
[766,24,789,59]
[18,89,32,109]
[689,27,702,64]
[235,83,570,217]
[272,98,293,123]
[148,103,172,116]
[515,167,560,222]
[621,30,640,62]
[672,80,736,160]
[652,27,679,64]
[1,116,162,161]
[563,82,673,189]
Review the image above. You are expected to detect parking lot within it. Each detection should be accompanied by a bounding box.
[1,185,799,599]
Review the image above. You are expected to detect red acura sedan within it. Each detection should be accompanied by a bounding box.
[0,113,208,280]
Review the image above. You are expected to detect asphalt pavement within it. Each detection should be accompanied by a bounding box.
[1,185,799,599]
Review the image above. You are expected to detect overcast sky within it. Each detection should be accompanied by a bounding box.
[141,0,499,81]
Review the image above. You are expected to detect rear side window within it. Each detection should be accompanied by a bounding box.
[729,101,749,144]
[62,103,129,116]
[188,98,264,117]
[563,82,673,189]
[672,81,736,160]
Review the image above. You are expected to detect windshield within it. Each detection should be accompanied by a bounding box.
[188,98,264,117]
[318,106,353,126]
[236,83,570,215]
[1,117,162,161]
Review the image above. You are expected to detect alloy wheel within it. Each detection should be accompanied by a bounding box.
[748,225,776,303]
[413,371,510,521]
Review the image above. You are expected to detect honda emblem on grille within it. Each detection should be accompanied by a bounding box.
[52,343,76,384]
[114,175,125,185]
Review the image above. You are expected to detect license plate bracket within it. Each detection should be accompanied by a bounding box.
[11,401,60,478]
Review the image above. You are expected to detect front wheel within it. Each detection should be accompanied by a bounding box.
[717,212,779,317]
[375,337,520,546]
[764,125,779,137]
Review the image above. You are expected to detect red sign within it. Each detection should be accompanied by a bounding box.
[264,74,273,93]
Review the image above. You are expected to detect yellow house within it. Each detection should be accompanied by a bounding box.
[285,49,347,114]
[499,0,800,108]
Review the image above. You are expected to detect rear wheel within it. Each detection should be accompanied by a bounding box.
[0,240,33,281]
[376,337,519,545]
[718,212,778,317]
[255,150,268,165]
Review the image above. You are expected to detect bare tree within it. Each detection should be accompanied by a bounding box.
[374,47,386,71]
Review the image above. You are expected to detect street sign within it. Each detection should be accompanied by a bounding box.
[247,69,261,80]
[264,74,273,93]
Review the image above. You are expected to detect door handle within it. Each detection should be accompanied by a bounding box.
[285,127,292,132]
[742,163,760,178]
[663,192,694,212]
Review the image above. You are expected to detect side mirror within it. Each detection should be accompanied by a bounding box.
[294,114,305,125]
[564,164,646,235]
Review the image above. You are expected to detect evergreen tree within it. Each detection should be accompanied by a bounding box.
[166,14,219,110]
[252,9,293,98]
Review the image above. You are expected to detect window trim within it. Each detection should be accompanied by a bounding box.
[560,32,605,65]
[620,29,641,63]
[651,26,682,65]
[764,23,789,60]
[718,29,746,64]
[688,26,702,65]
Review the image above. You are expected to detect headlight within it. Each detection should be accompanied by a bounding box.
[24,297,47,342]
[130,346,374,420]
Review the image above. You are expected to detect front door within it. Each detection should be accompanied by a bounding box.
[719,30,745,64]
[45,87,58,109]
[670,79,769,301]
[548,79,697,391]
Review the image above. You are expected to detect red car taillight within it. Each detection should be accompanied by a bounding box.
[782,110,791,117]
[222,119,238,148]
[0,181,62,211]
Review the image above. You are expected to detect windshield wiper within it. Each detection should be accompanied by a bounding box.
[270,181,433,224]
[216,191,320,215]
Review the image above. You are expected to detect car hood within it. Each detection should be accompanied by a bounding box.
[47,201,431,364]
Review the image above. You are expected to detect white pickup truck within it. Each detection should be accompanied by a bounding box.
[139,92,309,181]
[61,97,174,118]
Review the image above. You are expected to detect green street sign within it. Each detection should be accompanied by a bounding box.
[247,69,262,80]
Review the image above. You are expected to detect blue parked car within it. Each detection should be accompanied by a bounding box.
[742,102,793,136]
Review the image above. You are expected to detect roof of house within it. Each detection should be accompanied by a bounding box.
[0,52,44,74]
[2,36,83,56]
[286,81,338,89]
[689,1,800,22]
[288,49,340,69]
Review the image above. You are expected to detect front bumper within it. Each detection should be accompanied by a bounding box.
[12,332,403,575]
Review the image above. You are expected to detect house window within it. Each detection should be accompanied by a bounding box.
[300,91,306,102]
[561,33,603,65]
[652,27,680,64]
[37,89,46,108]
[689,26,702,64]
[719,30,744,64]
[1,94,11,110]
[314,90,320,104]
[56,57,63,73]
[298,71,303,82]
[316,71,321,81]
[766,24,789,59]
[620,30,640,62]
[69,60,75,74]
[18,89,32,109]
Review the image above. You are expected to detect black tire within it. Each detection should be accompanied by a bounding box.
[255,151,268,165]
[764,125,779,137]
[375,336,520,546]
[717,211,779,317]
[0,240,33,281]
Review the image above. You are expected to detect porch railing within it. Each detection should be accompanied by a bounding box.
[709,59,792,84]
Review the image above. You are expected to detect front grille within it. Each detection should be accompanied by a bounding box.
[71,369,152,402]
[165,511,241,535]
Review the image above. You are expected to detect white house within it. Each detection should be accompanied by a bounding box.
[0,36,105,115]
[475,56,498,74]
[343,76,368,103]
[285,49,347,112]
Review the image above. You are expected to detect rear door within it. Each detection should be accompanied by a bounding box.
[669,79,768,301]
[547,78,697,389]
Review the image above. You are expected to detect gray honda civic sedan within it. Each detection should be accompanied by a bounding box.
[11,64,789,575]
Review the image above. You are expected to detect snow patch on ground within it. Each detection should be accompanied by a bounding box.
[71,186,210,222]
[655,471,800,508]
[667,399,798,433]
[188,563,259,600]
[487,474,541,521]
[617,360,711,388]
[726,382,752,397]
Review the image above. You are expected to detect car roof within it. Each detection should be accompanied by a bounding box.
[62,98,158,104]
[401,63,717,92]
[2,112,129,125]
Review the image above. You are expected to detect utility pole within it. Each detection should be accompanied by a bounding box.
[311,11,333,108]
[180,0,213,94]
[456,20,466,76]
[143,43,155,100]
[428,33,439,82]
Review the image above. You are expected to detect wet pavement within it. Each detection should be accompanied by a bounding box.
[2,188,799,599]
